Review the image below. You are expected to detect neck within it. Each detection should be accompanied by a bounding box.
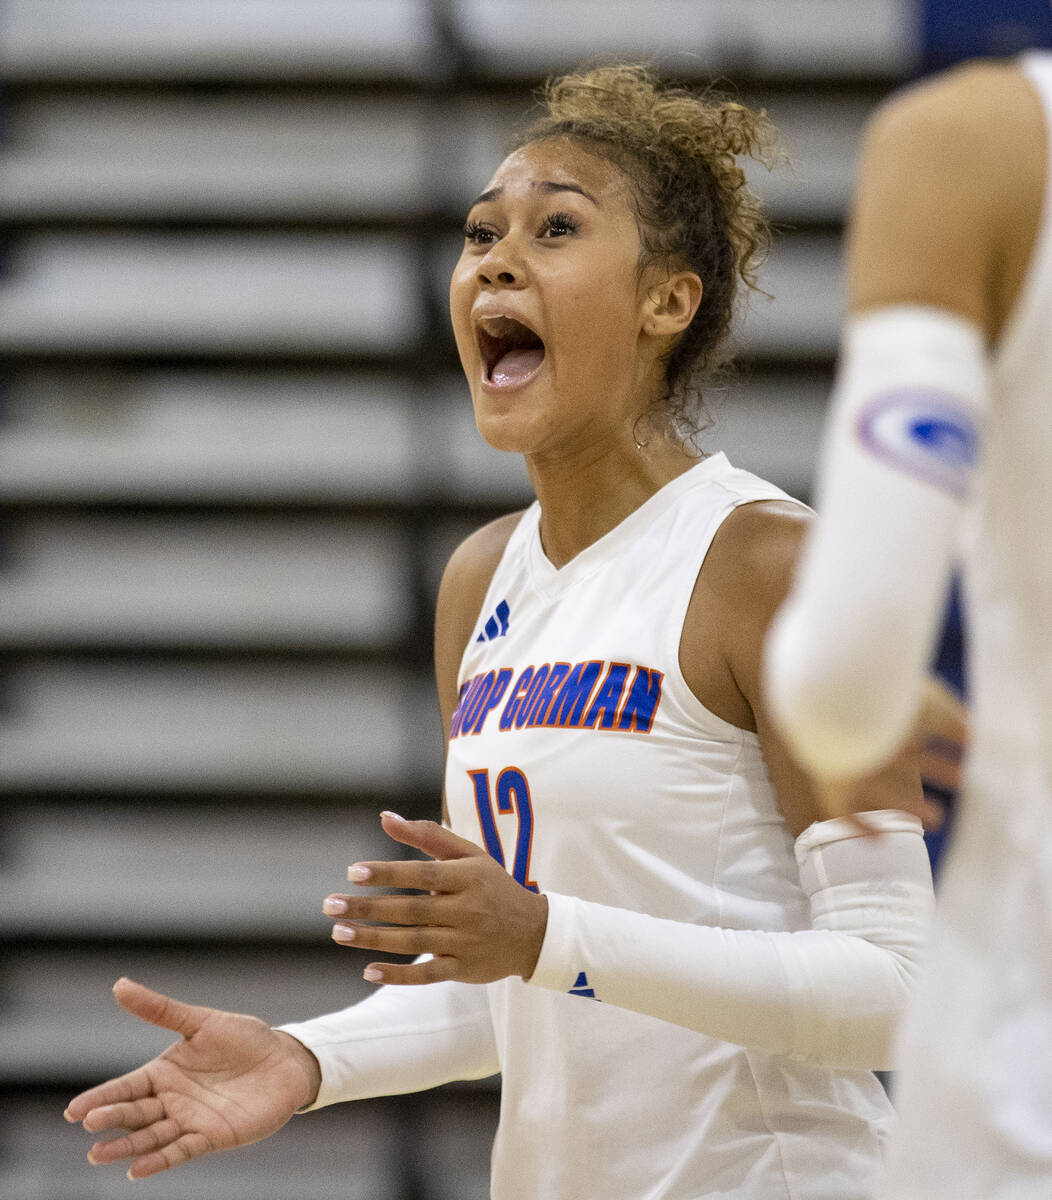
[526,435,699,569]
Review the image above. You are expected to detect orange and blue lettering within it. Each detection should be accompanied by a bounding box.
[467,667,513,735]
[526,662,572,726]
[545,659,603,727]
[459,671,497,734]
[514,664,550,729]
[499,666,535,730]
[616,667,664,732]
[582,662,630,729]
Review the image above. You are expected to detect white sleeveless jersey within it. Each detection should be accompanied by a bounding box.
[445,453,894,1200]
[881,53,1052,1200]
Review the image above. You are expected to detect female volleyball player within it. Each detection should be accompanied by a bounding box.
[766,49,1052,1200]
[66,66,935,1199]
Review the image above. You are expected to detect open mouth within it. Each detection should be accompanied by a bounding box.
[477,316,546,387]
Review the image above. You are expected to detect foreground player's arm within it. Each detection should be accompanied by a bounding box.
[764,62,1042,793]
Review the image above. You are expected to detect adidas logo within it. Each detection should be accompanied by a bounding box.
[568,971,599,1001]
[476,598,510,643]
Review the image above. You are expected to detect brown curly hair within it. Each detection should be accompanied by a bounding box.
[512,64,777,439]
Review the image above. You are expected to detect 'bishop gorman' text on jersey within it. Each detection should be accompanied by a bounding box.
[449,660,664,740]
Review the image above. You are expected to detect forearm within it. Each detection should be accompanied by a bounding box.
[765,305,986,779]
[528,811,934,1070]
[278,976,498,1108]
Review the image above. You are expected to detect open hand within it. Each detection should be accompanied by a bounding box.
[323,812,549,986]
[64,979,321,1179]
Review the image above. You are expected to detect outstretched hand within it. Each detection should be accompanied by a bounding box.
[323,812,549,986]
[64,979,321,1180]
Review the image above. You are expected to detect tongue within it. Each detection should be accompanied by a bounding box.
[491,347,544,387]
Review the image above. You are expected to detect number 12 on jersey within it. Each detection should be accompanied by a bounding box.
[468,767,539,893]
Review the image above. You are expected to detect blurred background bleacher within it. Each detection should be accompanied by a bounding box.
[2,2,1050,1197]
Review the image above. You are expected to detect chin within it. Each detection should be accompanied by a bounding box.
[471,401,548,457]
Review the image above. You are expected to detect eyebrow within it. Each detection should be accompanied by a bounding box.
[470,180,600,209]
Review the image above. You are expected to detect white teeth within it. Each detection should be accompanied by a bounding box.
[477,315,525,338]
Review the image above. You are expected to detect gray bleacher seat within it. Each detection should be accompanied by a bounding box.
[0,658,435,792]
[740,232,843,357]
[421,378,534,505]
[0,233,422,354]
[0,513,412,649]
[0,369,420,504]
[0,0,439,81]
[0,801,401,940]
[0,93,432,221]
[702,372,831,501]
[452,0,918,79]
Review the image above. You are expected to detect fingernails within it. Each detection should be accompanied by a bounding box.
[332,924,356,943]
[322,897,347,916]
[347,865,371,882]
[363,966,383,982]
[381,810,406,823]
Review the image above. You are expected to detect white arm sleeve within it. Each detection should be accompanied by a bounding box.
[277,977,498,1109]
[764,305,987,778]
[528,810,934,1070]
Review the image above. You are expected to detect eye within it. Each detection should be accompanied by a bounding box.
[540,211,579,238]
[464,219,499,245]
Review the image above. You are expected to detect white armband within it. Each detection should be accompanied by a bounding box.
[528,810,934,1070]
[765,305,987,778]
[278,977,498,1109]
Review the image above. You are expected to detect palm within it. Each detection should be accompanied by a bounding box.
[144,1009,302,1146]
[65,980,319,1179]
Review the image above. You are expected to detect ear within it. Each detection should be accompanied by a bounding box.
[642,269,703,338]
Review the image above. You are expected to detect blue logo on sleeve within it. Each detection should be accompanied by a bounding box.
[476,598,511,643]
[569,971,599,1001]
[856,390,982,499]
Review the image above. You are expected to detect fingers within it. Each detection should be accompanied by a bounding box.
[88,1116,181,1165]
[126,1131,214,1180]
[376,811,485,862]
[330,919,450,958]
[83,1113,216,1179]
[361,955,459,987]
[324,891,442,926]
[82,1097,166,1135]
[65,1065,154,1124]
[112,978,211,1039]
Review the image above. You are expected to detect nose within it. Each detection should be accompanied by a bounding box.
[479,265,517,286]
[476,239,525,289]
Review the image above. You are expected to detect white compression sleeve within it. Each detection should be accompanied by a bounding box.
[277,977,498,1109]
[765,305,987,779]
[528,810,934,1071]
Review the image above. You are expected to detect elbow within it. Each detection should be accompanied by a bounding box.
[797,959,920,1072]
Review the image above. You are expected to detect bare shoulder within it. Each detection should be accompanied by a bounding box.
[683,499,811,728]
[433,510,526,730]
[850,58,1044,330]
[704,499,812,617]
[868,58,1028,149]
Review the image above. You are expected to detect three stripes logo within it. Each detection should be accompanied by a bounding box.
[569,971,599,1001]
[476,598,511,643]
